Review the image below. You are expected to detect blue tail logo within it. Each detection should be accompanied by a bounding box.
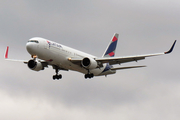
[102,33,119,57]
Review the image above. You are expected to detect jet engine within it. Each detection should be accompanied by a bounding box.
[81,57,98,69]
[27,60,44,71]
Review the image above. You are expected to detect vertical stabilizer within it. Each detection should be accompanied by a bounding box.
[102,33,119,57]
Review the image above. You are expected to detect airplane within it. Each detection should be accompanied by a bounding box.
[4,33,176,80]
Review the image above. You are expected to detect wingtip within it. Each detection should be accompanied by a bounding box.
[5,46,9,59]
[165,40,177,54]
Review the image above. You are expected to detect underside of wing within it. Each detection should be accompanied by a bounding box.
[96,40,176,65]
[111,65,146,70]
[95,53,163,65]
[4,46,29,63]
[4,46,68,71]
[67,57,83,65]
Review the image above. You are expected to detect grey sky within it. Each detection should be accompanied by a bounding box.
[0,0,180,120]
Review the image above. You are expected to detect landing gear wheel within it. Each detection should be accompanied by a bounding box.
[84,73,94,79]
[85,74,88,79]
[53,74,62,80]
[53,75,56,80]
[52,66,62,80]
[90,73,94,78]
[58,74,62,79]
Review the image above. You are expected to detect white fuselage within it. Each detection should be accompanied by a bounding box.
[26,37,116,76]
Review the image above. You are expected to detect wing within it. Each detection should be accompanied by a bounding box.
[96,40,176,65]
[4,46,28,63]
[4,46,49,66]
[4,46,69,71]
[111,65,146,70]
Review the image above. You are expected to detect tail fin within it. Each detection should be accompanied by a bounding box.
[102,33,119,57]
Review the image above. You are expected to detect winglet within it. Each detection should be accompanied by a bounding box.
[5,46,9,59]
[165,40,177,54]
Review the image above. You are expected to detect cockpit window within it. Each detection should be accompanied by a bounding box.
[28,40,39,43]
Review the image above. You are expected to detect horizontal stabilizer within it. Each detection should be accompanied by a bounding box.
[111,65,146,70]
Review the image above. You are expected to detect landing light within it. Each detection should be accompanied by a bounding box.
[31,55,37,58]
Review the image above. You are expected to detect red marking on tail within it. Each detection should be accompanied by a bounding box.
[5,46,9,59]
[108,52,115,57]
[112,36,117,42]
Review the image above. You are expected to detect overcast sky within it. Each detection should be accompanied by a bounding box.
[0,0,180,120]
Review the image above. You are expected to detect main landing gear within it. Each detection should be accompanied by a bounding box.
[84,73,94,79]
[53,67,62,80]
[84,69,94,79]
[53,74,62,80]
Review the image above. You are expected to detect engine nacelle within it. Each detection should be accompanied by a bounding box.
[81,57,98,69]
[27,60,44,71]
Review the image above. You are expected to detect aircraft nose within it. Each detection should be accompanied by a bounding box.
[26,42,36,55]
